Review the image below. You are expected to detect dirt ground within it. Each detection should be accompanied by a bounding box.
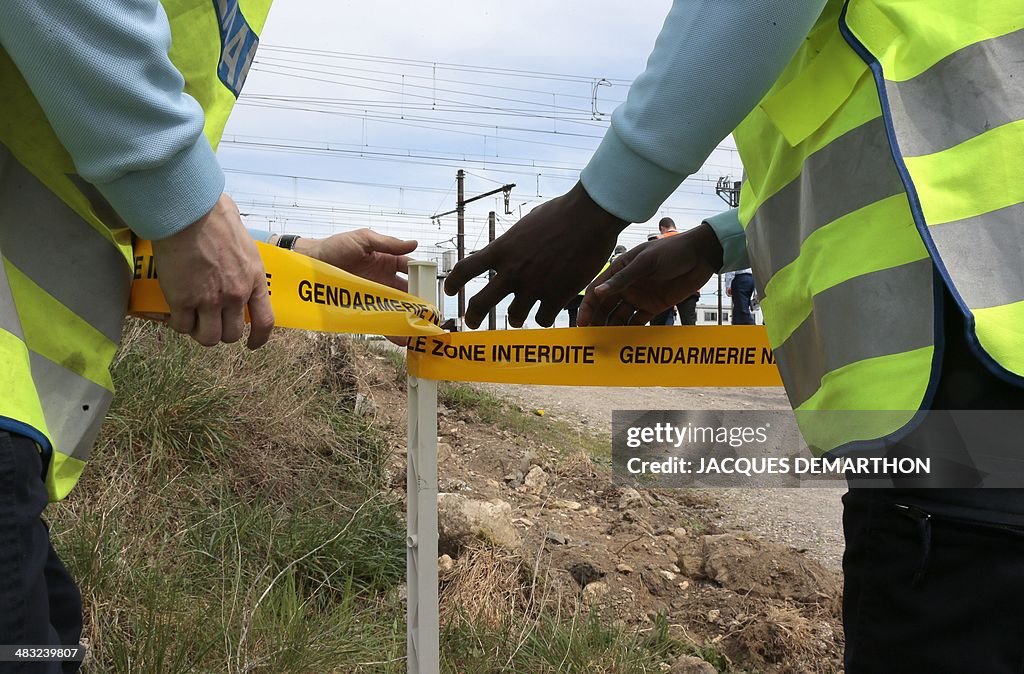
[353,343,846,672]
[486,383,846,571]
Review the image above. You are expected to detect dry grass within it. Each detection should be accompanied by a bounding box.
[45,323,693,673]
[440,546,532,627]
[718,603,841,674]
[49,321,406,673]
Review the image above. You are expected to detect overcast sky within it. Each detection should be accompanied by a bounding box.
[220,1,742,327]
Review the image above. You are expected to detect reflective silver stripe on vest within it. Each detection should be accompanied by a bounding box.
[774,258,935,409]
[929,202,1024,310]
[0,256,23,340]
[886,27,1024,158]
[0,151,131,344]
[29,351,111,462]
[746,117,904,288]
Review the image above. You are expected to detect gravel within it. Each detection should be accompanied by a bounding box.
[486,382,845,570]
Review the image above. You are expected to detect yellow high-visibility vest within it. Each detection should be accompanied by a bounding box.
[0,0,273,501]
[734,0,1024,453]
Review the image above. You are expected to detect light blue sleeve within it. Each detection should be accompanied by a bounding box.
[580,0,827,230]
[0,0,225,241]
[246,227,274,243]
[704,209,748,272]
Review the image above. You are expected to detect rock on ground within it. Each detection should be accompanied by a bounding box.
[669,654,717,674]
[437,494,521,556]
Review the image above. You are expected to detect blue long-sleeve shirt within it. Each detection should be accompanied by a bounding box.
[0,0,224,241]
[580,0,828,272]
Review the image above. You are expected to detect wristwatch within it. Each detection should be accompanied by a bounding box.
[276,234,301,250]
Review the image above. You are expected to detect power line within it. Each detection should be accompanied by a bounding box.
[252,57,611,120]
[255,54,626,105]
[259,44,634,85]
[224,167,457,194]
[240,78,608,138]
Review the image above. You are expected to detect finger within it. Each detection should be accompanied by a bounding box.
[506,295,537,328]
[578,286,619,327]
[389,274,409,292]
[168,307,196,335]
[221,304,245,344]
[594,252,654,298]
[445,249,493,295]
[192,307,222,347]
[387,335,410,347]
[465,277,511,329]
[535,292,576,328]
[365,230,418,256]
[246,288,275,349]
[605,299,637,326]
[577,296,598,327]
[588,247,642,290]
[395,255,412,275]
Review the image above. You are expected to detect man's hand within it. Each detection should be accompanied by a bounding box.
[443,182,627,328]
[151,194,274,349]
[578,223,723,326]
[294,228,416,291]
[294,228,417,346]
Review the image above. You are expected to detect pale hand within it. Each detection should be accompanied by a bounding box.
[151,193,274,349]
[294,228,417,291]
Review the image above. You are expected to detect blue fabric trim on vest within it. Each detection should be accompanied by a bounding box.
[836,2,1024,392]
[213,0,259,98]
[0,416,52,460]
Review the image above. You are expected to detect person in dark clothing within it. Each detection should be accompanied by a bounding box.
[725,269,755,324]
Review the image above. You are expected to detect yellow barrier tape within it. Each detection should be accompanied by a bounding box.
[407,327,781,387]
[129,240,443,336]
[129,240,782,387]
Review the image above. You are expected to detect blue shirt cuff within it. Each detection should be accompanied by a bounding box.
[704,208,749,272]
[94,135,225,240]
[246,227,273,243]
[580,128,686,224]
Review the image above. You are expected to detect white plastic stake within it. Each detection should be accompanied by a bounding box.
[406,261,440,674]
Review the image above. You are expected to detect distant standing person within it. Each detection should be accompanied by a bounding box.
[724,268,755,325]
[650,218,699,325]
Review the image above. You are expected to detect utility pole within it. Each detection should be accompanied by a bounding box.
[456,170,465,324]
[488,211,497,330]
[434,171,515,328]
[715,176,742,325]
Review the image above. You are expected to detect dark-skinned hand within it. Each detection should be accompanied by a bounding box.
[443,182,626,328]
[578,222,723,326]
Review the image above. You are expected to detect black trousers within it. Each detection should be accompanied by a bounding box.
[0,431,82,674]
[729,273,756,325]
[650,294,699,326]
[843,287,1024,673]
[565,294,584,327]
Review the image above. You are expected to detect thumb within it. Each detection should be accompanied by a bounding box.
[365,230,418,255]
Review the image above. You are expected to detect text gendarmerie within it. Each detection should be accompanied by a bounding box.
[297,279,436,322]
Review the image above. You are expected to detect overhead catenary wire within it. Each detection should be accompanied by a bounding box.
[255,53,627,105]
[251,57,613,121]
[258,44,634,86]
[229,43,736,255]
